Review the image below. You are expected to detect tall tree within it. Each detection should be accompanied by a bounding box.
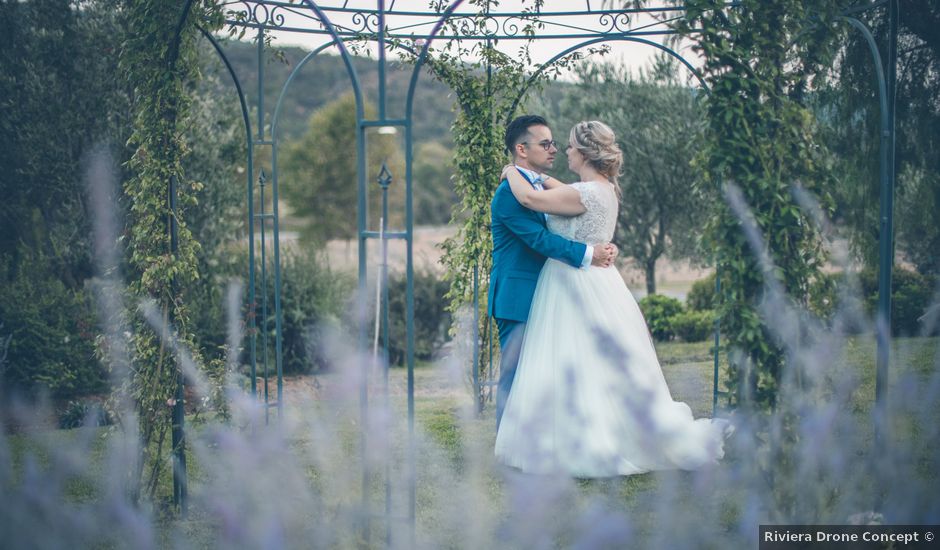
[279,92,405,245]
[551,57,708,295]
[413,141,459,226]
[0,0,128,285]
[0,0,128,398]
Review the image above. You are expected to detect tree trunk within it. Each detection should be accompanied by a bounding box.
[645,258,657,296]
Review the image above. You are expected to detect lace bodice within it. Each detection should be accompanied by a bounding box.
[547,181,618,245]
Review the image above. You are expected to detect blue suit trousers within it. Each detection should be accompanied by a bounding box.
[495,318,525,431]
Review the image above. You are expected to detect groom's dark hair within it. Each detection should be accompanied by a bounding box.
[505,115,549,157]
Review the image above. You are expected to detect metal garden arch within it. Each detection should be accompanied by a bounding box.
[168,0,899,541]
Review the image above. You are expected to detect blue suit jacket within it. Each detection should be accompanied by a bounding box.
[488,170,587,323]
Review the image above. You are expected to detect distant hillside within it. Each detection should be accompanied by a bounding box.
[203,39,458,145]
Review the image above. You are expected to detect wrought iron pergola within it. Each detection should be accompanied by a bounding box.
[168,0,899,543]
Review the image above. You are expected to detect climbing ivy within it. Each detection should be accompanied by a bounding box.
[119,0,224,504]
[677,0,841,412]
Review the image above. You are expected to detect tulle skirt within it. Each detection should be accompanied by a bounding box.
[494,259,728,477]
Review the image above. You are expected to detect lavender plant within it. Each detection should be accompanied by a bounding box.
[1,148,937,548]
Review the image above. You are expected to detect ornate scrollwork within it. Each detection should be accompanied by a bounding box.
[481,15,500,37]
[351,11,380,34]
[501,16,523,37]
[439,14,532,38]
[222,2,678,40]
[598,11,632,33]
[226,1,287,29]
[350,11,367,32]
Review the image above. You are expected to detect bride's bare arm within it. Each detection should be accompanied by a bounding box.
[539,174,565,190]
[501,166,586,216]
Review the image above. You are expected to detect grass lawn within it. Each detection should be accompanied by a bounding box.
[4,336,938,548]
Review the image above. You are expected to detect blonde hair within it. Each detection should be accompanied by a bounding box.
[568,120,623,198]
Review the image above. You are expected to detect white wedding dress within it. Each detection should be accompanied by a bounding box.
[494,181,729,477]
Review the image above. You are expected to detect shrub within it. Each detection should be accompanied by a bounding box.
[188,248,355,376]
[186,247,244,361]
[686,272,717,312]
[58,399,113,430]
[808,271,840,321]
[859,267,937,336]
[0,255,106,399]
[671,309,716,342]
[387,269,452,367]
[638,294,684,341]
[266,250,354,374]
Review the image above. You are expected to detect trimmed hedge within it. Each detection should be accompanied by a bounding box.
[660,266,938,344]
[671,309,716,342]
[809,267,937,336]
[638,294,684,341]
[859,267,937,336]
[686,272,718,312]
[274,251,354,374]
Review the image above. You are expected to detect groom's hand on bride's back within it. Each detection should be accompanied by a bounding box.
[590,243,618,268]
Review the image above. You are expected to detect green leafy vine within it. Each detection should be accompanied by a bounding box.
[119,0,224,504]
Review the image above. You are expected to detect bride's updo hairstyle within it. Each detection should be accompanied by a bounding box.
[569,120,623,197]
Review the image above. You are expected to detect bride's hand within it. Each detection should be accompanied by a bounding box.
[500,164,515,180]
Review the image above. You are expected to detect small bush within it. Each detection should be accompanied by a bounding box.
[186,248,244,364]
[387,269,452,367]
[638,294,684,341]
[194,248,355,376]
[686,272,717,312]
[671,309,716,342]
[58,399,112,430]
[0,255,106,399]
[859,267,937,336]
[270,250,354,374]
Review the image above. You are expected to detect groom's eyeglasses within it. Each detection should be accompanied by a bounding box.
[522,139,557,151]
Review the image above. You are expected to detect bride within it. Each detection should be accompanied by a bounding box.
[494,120,729,477]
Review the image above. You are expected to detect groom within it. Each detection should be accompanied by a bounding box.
[489,115,617,430]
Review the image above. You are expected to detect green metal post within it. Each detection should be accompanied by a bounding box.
[377,161,392,546]
[357,119,370,545]
[247,125,256,400]
[271,145,285,420]
[473,264,480,414]
[259,169,269,424]
[169,174,187,516]
[712,272,721,414]
[874,0,898,449]
[378,0,387,121]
